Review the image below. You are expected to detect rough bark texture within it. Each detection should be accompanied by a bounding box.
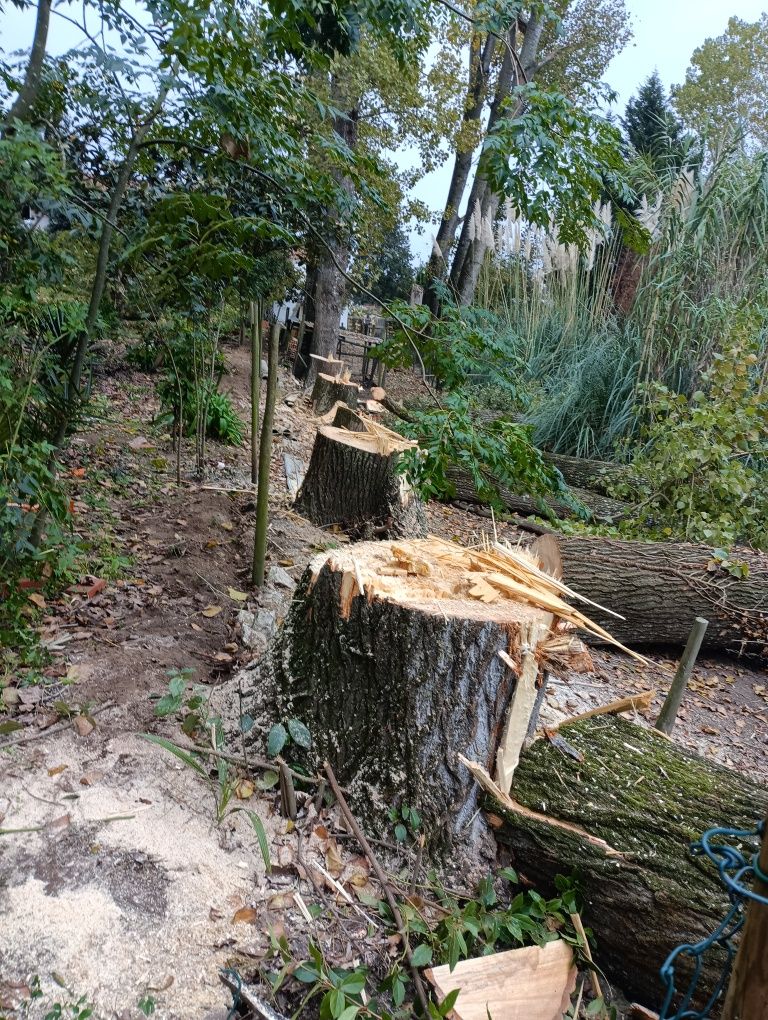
[722,812,768,1019]
[332,404,368,432]
[294,428,426,538]
[496,717,768,1011]
[446,467,629,524]
[542,452,639,498]
[267,545,551,849]
[311,373,358,416]
[557,536,768,658]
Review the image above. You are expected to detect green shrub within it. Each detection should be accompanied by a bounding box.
[612,333,768,549]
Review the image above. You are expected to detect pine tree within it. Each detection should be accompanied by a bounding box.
[623,72,687,172]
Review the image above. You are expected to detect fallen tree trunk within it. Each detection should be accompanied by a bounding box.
[294,425,425,538]
[311,372,358,416]
[556,536,768,658]
[493,716,768,1012]
[446,466,630,525]
[265,538,595,849]
[543,452,639,498]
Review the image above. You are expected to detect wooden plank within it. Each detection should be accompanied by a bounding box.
[426,939,576,1020]
[561,690,655,727]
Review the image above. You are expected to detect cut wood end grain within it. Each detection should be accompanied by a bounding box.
[426,938,577,1020]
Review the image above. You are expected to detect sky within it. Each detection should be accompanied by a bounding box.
[2,0,767,258]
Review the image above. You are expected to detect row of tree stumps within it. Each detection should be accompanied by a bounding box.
[269,380,768,1018]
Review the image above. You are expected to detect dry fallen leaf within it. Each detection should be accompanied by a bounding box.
[267,892,294,910]
[80,769,105,786]
[232,907,259,925]
[147,975,174,992]
[128,436,154,451]
[47,813,71,831]
[202,605,223,618]
[235,779,255,800]
[228,588,248,602]
[73,715,94,737]
[325,839,344,877]
[87,578,107,599]
[27,592,46,610]
[47,764,68,776]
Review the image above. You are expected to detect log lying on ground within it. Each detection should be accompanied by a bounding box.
[543,451,640,498]
[446,466,630,524]
[266,537,619,849]
[556,535,768,658]
[311,372,358,416]
[492,716,768,1011]
[294,425,426,538]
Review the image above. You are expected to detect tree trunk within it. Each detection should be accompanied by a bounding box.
[543,452,639,498]
[266,538,554,850]
[4,0,51,128]
[306,87,359,387]
[494,716,768,1012]
[556,536,768,658]
[446,466,630,524]
[449,13,546,307]
[722,812,768,1020]
[311,373,358,416]
[294,426,425,538]
[424,32,496,314]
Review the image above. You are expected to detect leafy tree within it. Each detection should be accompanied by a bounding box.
[367,222,414,303]
[623,71,688,173]
[672,14,768,152]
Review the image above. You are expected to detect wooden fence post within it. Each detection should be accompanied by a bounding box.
[722,815,768,1019]
[655,617,708,735]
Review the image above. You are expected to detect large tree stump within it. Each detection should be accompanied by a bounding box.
[266,539,557,849]
[556,536,768,658]
[311,372,358,416]
[294,425,426,538]
[493,716,768,1012]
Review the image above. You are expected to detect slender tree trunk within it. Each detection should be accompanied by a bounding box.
[722,813,768,1020]
[4,0,51,128]
[56,81,170,446]
[250,299,261,485]
[424,33,496,314]
[450,13,546,307]
[306,83,359,388]
[252,322,280,587]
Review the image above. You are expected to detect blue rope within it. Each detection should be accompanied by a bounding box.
[222,967,244,1020]
[658,821,767,1020]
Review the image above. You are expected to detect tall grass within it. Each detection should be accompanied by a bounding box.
[477,147,768,458]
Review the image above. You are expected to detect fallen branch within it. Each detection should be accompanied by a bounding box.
[219,969,289,1020]
[324,760,431,1016]
[559,690,656,727]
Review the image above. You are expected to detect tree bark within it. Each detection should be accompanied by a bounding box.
[556,536,768,658]
[424,32,496,314]
[450,13,546,306]
[543,452,639,498]
[294,426,425,538]
[306,84,359,388]
[266,539,553,850]
[446,466,630,524]
[311,373,358,416]
[4,0,51,128]
[495,716,768,1011]
[722,812,768,1020]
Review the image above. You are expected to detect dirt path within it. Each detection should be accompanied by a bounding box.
[1,345,766,1018]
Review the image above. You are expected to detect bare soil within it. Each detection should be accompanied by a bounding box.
[1,344,766,1019]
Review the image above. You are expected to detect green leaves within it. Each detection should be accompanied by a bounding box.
[267,723,288,757]
[287,717,312,749]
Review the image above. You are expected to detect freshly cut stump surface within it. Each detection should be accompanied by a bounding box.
[267,538,556,849]
[294,425,425,538]
[311,372,358,416]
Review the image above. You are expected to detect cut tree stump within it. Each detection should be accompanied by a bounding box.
[556,536,768,658]
[265,537,631,849]
[446,466,629,524]
[311,372,358,416]
[491,716,768,1011]
[294,425,425,538]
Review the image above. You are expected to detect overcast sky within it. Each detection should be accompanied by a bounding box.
[2,1,766,258]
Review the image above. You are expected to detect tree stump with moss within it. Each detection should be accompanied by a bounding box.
[311,373,358,416]
[557,536,768,658]
[491,716,768,1011]
[266,538,562,850]
[294,425,426,538]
